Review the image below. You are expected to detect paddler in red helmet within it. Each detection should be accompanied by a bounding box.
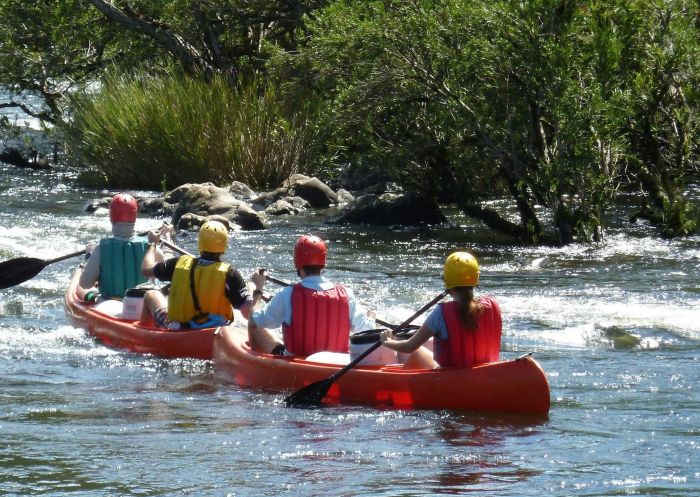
[77,193,170,303]
[248,234,375,356]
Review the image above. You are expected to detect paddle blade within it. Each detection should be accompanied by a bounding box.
[0,257,47,289]
[285,378,334,408]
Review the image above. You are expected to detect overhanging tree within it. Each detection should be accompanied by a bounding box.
[0,0,329,124]
[297,0,631,244]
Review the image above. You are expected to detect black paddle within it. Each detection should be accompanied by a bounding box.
[284,290,448,408]
[0,228,163,290]
[0,250,87,289]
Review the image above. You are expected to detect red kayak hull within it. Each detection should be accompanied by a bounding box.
[64,268,216,359]
[213,326,551,414]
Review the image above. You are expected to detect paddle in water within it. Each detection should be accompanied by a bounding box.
[284,290,448,408]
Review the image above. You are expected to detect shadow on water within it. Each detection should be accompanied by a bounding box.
[341,409,551,496]
[426,411,548,494]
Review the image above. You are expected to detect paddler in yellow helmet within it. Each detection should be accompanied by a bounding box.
[380,251,502,369]
[140,220,252,329]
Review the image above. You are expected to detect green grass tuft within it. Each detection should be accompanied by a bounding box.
[66,72,320,190]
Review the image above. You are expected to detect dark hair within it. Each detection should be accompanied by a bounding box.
[451,286,483,330]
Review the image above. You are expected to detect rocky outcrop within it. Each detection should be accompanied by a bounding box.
[264,196,310,216]
[176,213,232,231]
[170,183,268,230]
[327,192,446,226]
[252,174,338,210]
[0,147,50,170]
[229,181,258,201]
[82,175,435,231]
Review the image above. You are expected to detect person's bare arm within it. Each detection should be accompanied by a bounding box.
[141,236,159,278]
[77,245,100,300]
[380,324,434,353]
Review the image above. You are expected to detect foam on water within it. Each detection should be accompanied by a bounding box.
[1,159,699,496]
[0,324,112,359]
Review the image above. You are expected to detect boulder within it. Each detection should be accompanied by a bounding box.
[176,213,232,231]
[327,192,446,226]
[264,196,310,216]
[137,196,176,217]
[0,147,50,169]
[164,184,192,205]
[84,196,111,213]
[264,199,298,217]
[252,174,338,210]
[285,196,311,211]
[336,188,355,204]
[292,177,338,208]
[251,188,287,210]
[170,183,268,231]
[229,181,258,201]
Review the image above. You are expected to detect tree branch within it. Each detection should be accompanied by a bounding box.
[85,0,210,75]
[0,101,57,124]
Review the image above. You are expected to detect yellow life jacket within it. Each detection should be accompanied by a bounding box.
[167,256,234,324]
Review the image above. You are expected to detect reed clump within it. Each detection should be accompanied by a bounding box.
[67,73,318,190]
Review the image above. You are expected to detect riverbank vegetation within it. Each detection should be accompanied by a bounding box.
[1,0,698,244]
[67,73,320,190]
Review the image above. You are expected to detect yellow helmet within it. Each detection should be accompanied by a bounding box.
[198,220,229,254]
[443,251,479,289]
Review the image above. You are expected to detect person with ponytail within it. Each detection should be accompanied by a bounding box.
[380,251,502,369]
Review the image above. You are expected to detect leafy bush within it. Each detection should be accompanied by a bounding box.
[292,0,699,242]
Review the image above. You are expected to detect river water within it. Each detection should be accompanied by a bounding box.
[1,163,699,496]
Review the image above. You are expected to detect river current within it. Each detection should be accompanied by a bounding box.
[1,163,699,496]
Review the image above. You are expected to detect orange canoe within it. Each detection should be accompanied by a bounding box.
[213,326,551,414]
[64,268,216,359]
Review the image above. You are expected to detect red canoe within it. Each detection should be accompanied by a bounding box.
[64,267,217,359]
[213,326,551,414]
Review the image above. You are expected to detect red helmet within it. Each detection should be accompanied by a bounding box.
[109,193,138,223]
[294,235,327,269]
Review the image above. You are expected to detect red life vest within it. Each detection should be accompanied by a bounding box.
[434,297,502,367]
[283,283,351,356]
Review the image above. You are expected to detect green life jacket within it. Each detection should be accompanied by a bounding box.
[98,236,149,299]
